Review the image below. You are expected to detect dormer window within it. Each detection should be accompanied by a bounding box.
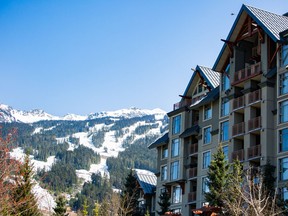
[193,81,207,96]
[221,64,230,92]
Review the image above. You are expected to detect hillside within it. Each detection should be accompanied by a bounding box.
[0,104,168,212]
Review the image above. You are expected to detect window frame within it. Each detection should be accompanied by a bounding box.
[279,100,288,124]
[221,98,230,117]
[222,145,229,161]
[203,126,212,145]
[161,165,168,181]
[220,120,229,142]
[162,145,168,159]
[172,115,181,135]
[279,128,288,153]
[279,72,288,96]
[202,176,210,194]
[204,104,212,120]
[171,138,180,157]
[170,160,179,180]
[279,157,288,181]
[172,185,182,204]
[202,151,211,169]
[281,43,288,67]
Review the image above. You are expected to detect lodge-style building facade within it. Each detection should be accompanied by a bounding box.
[149,4,288,215]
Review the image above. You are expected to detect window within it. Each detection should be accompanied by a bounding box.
[171,139,180,157]
[279,157,288,181]
[283,187,288,201]
[203,127,211,144]
[204,104,212,120]
[171,161,179,180]
[172,115,181,135]
[202,177,209,194]
[172,185,182,204]
[280,72,288,95]
[203,151,211,169]
[221,98,229,117]
[220,121,229,142]
[162,146,168,159]
[280,128,288,152]
[222,64,230,92]
[222,145,228,161]
[282,43,288,67]
[161,166,167,181]
[280,100,288,123]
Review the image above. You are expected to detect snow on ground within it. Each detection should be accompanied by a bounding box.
[33,183,56,212]
[10,147,56,172]
[32,127,43,134]
[76,156,109,182]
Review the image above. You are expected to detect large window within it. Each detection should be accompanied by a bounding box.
[280,128,288,152]
[171,139,180,157]
[203,127,212,144]
[204,104,212,120]
[162,146,168,159]
[280,72,288,95]
[283,187,288,201]
[161,165,167,181]
[280,100,288,123]
[170,161,179,180]
[202,177,209,194]
[172,115,181,135]
[203,151,211,169]
[279,157,288,181]
[282,43,288,67]
[221,98,229,117]
[222,64,230,92]
[172,185,182,204]
[222,145,229,161]
[220,121,229,142]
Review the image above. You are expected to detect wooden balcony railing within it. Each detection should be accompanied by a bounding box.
[248,89,261,104]
[188,192,196,202]
[188,167,197,179]
[189,143,198,155]
[232,122,245,137]
[233,95,245,110]
[233,62,262,85]
[173,98,192,110]
[248,145,261,159]
[248,116,261,131]
[232,149,244,161]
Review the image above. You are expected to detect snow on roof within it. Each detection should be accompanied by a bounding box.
[134,169,156,195]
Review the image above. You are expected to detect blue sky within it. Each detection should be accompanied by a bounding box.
[0,0,287,115]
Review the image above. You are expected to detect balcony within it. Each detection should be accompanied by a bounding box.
[248,145,261,159]
[232,122,245,137]
[188,192,196,203]
[232,149,244,161]
[248,89,261,105]
[173,98,192,110]
[232,62,262,86]
[233,95,245,110]
[248,116,261,132]
[189,143,198,155]
[188,167,197,179]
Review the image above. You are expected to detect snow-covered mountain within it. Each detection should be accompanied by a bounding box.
[0,104,167,123]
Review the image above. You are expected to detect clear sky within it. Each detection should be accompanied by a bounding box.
[0,0,287,116]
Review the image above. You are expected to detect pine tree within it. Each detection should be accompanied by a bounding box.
[12,153,41,216]
[205,144,230,208]
[93,201,100,216]
[53,195,67,216]
[121,169,140,216]
[82,198,89,216]
[157,189,170,215]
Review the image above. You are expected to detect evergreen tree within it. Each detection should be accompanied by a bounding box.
[205,144,230,208]
[53,195,67,216]
[82,198,89,216]
[261,160,276,196]
[93,201,100,216]
[157,189,170,215]
[12,153,41,216]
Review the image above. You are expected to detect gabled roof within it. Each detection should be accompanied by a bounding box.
[135,169,156,195]
[148,132,169,149]
[183,65,220,97]
[213,4,288,71]
[191,86,220,109]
